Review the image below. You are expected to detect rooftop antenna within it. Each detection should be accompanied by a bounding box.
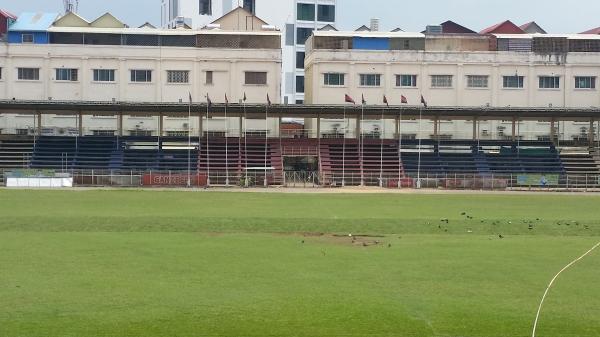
[63,0,79,14]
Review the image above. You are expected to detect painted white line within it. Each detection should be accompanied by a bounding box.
[532,240,600,337]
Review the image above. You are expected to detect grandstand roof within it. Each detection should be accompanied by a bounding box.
[1,100,599,120]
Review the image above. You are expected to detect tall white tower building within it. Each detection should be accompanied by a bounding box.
[161,0,338,104]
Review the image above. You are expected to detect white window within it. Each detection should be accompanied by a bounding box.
[245,71,267,85]
[130,70,152,83]
[22,34,34,43]
[17,68,40,81]
[466,75,488,88]
[359,74,381,87]
[324,73,345,86]
[93,69,115,82]
[167,70,189,83]
[396,75,417,87]
[503,76,524,88]
[55,68,78,82]
[205,71,213,85]
[539,76,560,89]
[575,76,596,89]
[431,75,453,88]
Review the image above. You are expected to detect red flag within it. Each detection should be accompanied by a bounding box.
[267,93,271,106]
[383,95,389,107]
[401,95,408,104]
[344,94,355,104]
[225,93,229,106]
[361,94,366,105]
[420,95,427,108]
[243,92,247,102]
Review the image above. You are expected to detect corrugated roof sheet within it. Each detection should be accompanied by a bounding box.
[0,9,17,19]
[581,27,600,34]
[9,12,59,31]
[480,20,524,35]
[314,30,425,39]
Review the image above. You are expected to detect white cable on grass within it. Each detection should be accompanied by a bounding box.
[532,241,600,337]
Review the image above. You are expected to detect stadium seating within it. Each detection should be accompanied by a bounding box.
[479,141,565,174]
[198,137,283,185]
[558,148,600,176]
[0,137,34,169]
[31,136,77,169]
[4,135,581,186]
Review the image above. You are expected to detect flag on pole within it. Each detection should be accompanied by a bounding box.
[225,93,229,106]
[243,92,247,102]
[344,94,355,104]
[383,95,389,107]
[267,93,272,106]
[361,94,366,105]
[207,94,212,107]
[401,95,408,104]
[420,95,428,108]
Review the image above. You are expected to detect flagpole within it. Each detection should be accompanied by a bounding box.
[206,97,211,187]
[360,100,365,187]
[380,105,385,188]
[417,105,422,189]
[243,97,248,187]
[342,105,346,187]
[187,95,192,188]
[264,102,268,188]
[398,104,403,189]
[225,97,229,186]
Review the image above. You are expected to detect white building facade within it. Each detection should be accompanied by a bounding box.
[161,0,338,104]
[304,31,600,141]
[0,25,282,137]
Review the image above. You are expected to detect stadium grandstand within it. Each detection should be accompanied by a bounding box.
[1,8,600,189]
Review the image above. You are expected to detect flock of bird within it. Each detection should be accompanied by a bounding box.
[300,212,591,247]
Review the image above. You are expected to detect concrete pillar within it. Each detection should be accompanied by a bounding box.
[158,113,164,137]
[117,113,123,137]
[589,119,595,147]
[394,116,400,140]
[512,117,517,141]
[37,112,42,135]
[78,112,83,136]
[199,112,204,138]
[472,118,477,140]
[433,117,439,139]
[550,118,556,143]
[278,117,283,139]
[316,115,321,139]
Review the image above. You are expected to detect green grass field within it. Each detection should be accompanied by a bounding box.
[1,190,599,337]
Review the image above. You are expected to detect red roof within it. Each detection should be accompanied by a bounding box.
[581,27,600,34]
[480,20,525,34]
[0,9,16,19]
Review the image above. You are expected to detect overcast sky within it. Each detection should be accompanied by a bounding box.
[1,0,598,33]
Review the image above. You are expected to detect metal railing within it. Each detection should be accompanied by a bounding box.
[2,168,600,191]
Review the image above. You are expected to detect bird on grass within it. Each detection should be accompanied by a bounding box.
[499,234,504,239]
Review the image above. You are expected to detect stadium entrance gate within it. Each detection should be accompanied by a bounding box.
[283,156,319,187]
